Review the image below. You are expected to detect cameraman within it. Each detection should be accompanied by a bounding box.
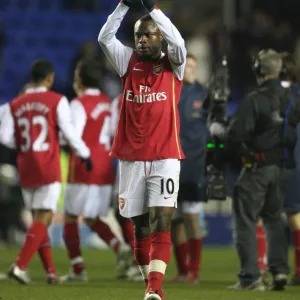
[227,49,289,291]
[279,52,300,285]
[171,54,208,284]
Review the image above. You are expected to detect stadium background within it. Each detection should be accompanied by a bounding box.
[0,0,300,248]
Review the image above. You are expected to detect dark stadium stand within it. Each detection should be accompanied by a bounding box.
[0,0,114,103]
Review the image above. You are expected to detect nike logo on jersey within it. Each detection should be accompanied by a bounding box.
[164,196,171,199]
[133,67,143,71]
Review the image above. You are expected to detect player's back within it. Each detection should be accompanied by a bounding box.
[10,88,62,187]
[68,90,114,185]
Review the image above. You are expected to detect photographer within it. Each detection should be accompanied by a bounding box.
[171,54,208,284]
[227,49,289,291]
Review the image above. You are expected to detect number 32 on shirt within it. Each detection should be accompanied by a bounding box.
[17,116,49,152]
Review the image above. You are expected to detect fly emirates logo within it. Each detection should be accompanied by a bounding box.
[125,85,167,104]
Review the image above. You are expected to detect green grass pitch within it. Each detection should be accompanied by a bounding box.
[0,247,299,300]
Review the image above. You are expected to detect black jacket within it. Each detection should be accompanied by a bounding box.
[227,79,287,166]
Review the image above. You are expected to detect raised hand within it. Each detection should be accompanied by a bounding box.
[141,0,156,11]
[121,0,142,8]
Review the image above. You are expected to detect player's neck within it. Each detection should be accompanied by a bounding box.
[30,82,48,90]
[139,51,162,63]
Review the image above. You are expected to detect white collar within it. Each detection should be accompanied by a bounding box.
[83,88,101,96]
[25,86,48,94]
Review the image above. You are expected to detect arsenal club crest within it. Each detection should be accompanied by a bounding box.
[153,64,164,75]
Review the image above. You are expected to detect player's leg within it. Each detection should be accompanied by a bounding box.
[256,218,268,279]
[118,160,150,284]
[34,183,61,283]
[112,176,140,281]
[182,201,203,284]
[287,212,300,284]
[9,182,61,284]
[170,204,189,282]
[115,210,143,281]
[145,159,180,300]
[37,210,57,284]
[112,161,135,251]
[84,185,121,252]
[61,184,86,281]
[83,185,131,279]
[115,210,135,251]
[132,213,151,284]
[10,209,52,284]
[283,169,300,285]
[113,174,135,251]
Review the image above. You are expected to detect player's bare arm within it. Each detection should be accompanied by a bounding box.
[98,2,134,77]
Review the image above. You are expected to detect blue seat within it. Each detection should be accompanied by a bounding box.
[38,0,61,11]
[0,5,117,98]
[0,0,9,10]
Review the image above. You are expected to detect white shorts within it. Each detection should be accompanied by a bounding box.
[173,201,203,220]
[64,184,112,218]
[21,182,61,212]
[118,159,180,218]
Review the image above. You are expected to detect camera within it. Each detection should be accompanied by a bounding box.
[204,55,231,201]
[204,55,231,125]
[210,56,231,103]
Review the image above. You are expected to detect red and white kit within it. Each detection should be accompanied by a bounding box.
[0,87,90,212]
[64,88,115,218]
[98,3,186,218]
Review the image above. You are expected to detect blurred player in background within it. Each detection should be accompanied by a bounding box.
[99,0,186,298]
[171,54,207,284]
[61,59,131,282]
[0,59,92,285]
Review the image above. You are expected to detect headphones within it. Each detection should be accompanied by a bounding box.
[253,49,284,78]
[252,49,268,77]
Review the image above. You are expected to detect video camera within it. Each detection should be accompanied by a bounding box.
[204,55,231,201]
[205,55,231,125]
[210,55,231,103]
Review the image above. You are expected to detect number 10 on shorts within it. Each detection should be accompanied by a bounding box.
[160,178,175,195]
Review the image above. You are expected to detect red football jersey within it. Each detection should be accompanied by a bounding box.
[111,53,184,161]
[10,90,62,187]
[68,90,115,185]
